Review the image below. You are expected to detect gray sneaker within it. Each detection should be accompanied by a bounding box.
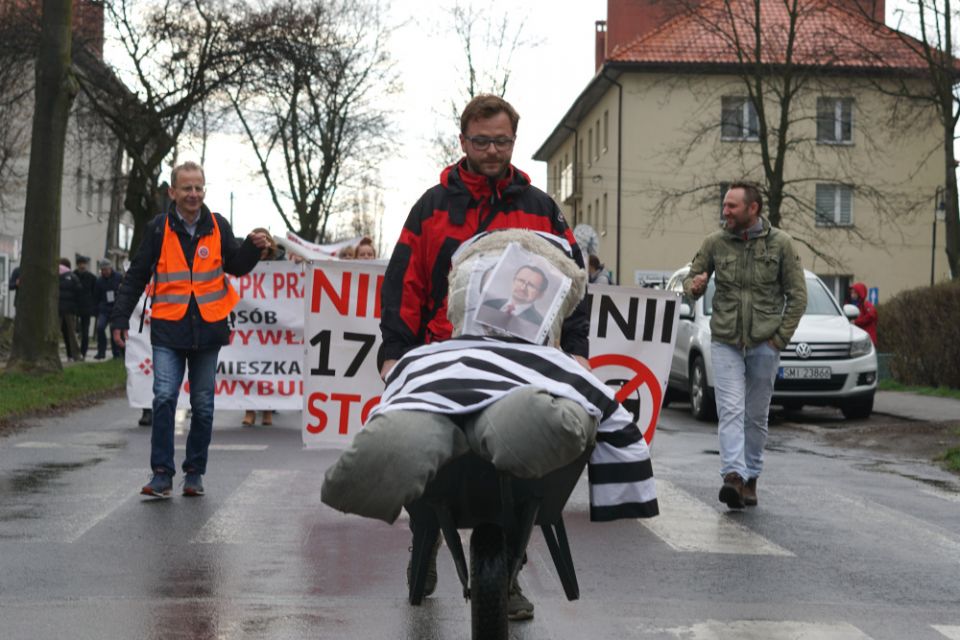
[141,471,172,498]
[508,581,534,621]
[182,473,204,497]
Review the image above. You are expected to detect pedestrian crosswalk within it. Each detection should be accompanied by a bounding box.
[0,463,958,638]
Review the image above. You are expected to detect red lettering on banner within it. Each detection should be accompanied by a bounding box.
[216,379,238,394]
[360,396,381,423]
[306,392,328,433]
[258,329,282,345]
[238,380,255,395]
[374,274,383,318]
[311,269,351,315]
[285,330,303,345]
[237,274,252,298]
[330,393,361,434]
[357,273,369,317]
[273,273,285,298]
[252,273,266,298]
[277,381,297,396]
[257,381,273,395]
[234,329,253,345]
[287,272,302,298]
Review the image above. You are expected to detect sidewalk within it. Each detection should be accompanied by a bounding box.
[873,390,960,422]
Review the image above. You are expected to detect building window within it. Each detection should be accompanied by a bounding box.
[595,119,601,160]
[603,110,609,152]
[560,152,573,202]
[721,96,759,141]
[815,184,853,226]
[587,202,592,227]
[587,128,593,167]
[86,174,94,214]
[817,97,853,144]
[75,167,83,211]
[602,193,608,232]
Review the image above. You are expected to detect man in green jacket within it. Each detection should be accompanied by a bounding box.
[683,182,807,509]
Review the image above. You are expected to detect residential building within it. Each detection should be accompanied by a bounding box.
[0,0,132,318]
[535,0,944,302]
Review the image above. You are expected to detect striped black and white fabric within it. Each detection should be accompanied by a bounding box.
[372,335,658,522]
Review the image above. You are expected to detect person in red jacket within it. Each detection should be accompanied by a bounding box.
[378,94,590,622]
[848,282,877,344]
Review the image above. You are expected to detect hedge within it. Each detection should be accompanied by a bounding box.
[876,280,960,389]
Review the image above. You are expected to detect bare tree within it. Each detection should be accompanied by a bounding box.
[0,2,38,212]
[431,1,536,166]
[228,0,395,243]
[73,0,250,254]
[7,0,78,373]
[857,0,960,279]
[650,0,928,267]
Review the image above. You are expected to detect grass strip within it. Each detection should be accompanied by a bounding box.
[0,358,126,422]
[939,446,960,473]
[878,379,960,401]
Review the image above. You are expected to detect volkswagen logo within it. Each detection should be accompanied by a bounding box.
[795,343,812,359]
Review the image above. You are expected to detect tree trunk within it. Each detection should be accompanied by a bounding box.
[7,0,77,374]
[944,127,960,280]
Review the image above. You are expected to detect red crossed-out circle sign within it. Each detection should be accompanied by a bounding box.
[588,353,662,445]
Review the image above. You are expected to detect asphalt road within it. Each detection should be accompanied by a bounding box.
[0,398,958,640]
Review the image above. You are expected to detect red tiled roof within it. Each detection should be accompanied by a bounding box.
[609,0,930,72]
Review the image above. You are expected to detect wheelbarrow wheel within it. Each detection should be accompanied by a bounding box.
[470,523,509,640]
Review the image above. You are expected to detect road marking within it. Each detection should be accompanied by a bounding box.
[193,470,321,544]
[639,480,793,556]
[658,620,873,639]
[178,444,269,451]
[933,626,960,640]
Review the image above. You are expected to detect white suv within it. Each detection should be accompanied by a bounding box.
[664,266,877,420]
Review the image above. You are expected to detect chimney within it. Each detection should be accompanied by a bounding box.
[603,0,689,65]
[73,0,104,59]
[595,21,607,73]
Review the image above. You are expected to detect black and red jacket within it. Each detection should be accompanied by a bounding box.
[379,160,590,366]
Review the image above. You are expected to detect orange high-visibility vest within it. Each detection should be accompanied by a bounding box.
[150,214,239,322]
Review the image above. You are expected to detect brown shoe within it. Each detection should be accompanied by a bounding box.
[718,472,745,509]
[242,410,255,426]
[743,477,758,506]
[261,410,273,426]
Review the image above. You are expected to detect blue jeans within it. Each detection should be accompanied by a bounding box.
[151,345,221,476]
[711,341,780,481]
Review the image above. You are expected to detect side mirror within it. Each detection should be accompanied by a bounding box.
[842,304,860,320]
[679,302,693,320]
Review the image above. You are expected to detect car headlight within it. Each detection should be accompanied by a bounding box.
[850,337,873,358]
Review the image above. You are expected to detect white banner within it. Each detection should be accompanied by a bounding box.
[301,262,680,448]
[124,261,306,409]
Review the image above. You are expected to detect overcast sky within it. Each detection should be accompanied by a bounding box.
[188,0,912,252]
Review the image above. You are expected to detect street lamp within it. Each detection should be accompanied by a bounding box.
[932,186,947,286]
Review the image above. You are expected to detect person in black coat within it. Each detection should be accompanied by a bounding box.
[74,256,97,358]
[58,257,83,361]
[94,259,122,359]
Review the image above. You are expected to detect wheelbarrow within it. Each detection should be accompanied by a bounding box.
[405,447,592,640]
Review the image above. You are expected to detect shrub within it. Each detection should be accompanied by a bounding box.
[876,280,960,389]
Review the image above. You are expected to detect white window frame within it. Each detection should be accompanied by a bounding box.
[815,184,854,227]
[721,96,759,141]
[817,97,854,144]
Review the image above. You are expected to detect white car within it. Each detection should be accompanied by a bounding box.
[664,266,877,420]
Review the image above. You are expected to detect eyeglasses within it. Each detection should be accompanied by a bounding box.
[513,276,543,292]
[465,135,516,151]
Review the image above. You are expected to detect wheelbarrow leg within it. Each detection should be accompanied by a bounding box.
[435,504,470,599]
[408,507,441,605]
[540,517,580,601]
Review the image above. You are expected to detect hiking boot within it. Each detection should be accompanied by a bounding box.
[182,473,205,497]
[406,536,441,596]
[242,410,256,426]
[508,581,534,621]
[743,477,758,506]
[718,472,745,509]
[138,409,152,427]
[141,471,172,498]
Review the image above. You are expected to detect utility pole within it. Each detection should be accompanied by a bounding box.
[229,191,234,227]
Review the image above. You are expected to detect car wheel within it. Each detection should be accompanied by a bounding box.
[689,356,717,422]
[841,394,874,420]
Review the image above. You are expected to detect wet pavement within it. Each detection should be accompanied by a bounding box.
[0,397,958,639]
